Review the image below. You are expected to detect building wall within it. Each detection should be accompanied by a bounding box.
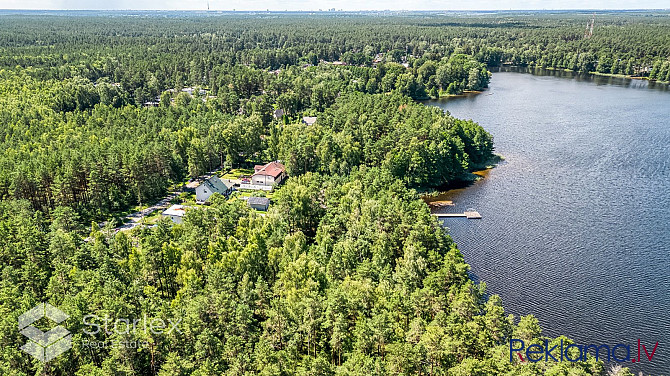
[249,202,269,211]
[252,175,275,186]
[195,185,213,202]
[164,214,183,224]
[239,183,272,191]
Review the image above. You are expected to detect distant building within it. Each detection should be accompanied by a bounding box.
[252,161,287,187]
[302,116,317,126]
[247,197,270,211]
[162,205,189,224]
[195,175,233,203]
[273,108,284,119]
[182,87,207,96]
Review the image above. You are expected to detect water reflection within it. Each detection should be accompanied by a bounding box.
[491,66,670,92]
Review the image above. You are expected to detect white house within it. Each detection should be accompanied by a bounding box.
[162,205,189,224]
[195,175,233,203]
[247,197,270,211]
[251,161,287,187]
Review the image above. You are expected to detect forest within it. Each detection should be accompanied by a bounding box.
[1,10,666,375]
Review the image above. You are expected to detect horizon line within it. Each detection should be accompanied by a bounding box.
[1,8,669,12]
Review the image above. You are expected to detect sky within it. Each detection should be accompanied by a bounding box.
[0,0,668,11]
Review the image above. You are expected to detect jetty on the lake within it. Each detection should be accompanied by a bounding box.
[433,209,482,219]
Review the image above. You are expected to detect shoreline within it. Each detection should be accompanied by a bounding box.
[418,89,487,101]
[500,64,670,84]
[437,89,484,99]
[420,154,503,203]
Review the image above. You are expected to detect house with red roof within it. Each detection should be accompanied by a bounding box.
[251,161,287,187]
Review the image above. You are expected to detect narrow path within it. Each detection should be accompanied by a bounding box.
[101,168,224,233]
[105,192,180,233]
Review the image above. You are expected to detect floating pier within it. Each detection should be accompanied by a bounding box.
[433,210,482,219]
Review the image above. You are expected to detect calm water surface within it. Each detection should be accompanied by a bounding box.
[426,68,670,374]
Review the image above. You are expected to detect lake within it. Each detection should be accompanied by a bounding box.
[425,67,670,374]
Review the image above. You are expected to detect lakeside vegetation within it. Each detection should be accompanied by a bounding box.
[0,10,664,375]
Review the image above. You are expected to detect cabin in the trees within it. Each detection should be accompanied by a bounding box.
[162,205,190,224]
[195,175,233,203]
[302,116,317,126]
[273,109,284,119]
[251,161,287,187]
[247,197,270,211]
[182,87,207,96]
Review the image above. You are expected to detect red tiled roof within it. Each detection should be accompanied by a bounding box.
[253,161,286,178]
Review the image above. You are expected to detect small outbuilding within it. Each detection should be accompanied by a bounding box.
[247,197,270,211]
[273,108,284,119]
[302,116,317,126]
[162,205,189,224]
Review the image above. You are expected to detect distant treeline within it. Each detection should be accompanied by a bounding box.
[0,12,668,98]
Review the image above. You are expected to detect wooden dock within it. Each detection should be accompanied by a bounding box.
[433,210,482,219]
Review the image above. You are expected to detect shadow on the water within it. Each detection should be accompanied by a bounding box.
[423,156,503,206]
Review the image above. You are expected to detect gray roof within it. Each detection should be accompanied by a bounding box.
[199,176,230,195]
[247,197,270,206]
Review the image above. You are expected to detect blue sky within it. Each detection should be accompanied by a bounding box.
[0,0,668,11]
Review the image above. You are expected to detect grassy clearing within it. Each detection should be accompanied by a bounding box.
[142,210,163,225]
[220,168,255,180]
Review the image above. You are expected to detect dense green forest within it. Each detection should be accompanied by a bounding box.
[1,170,608,375]
[1,10,664,375]
[0,69,491,218]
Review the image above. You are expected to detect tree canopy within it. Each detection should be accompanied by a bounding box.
[0,10,654,375]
